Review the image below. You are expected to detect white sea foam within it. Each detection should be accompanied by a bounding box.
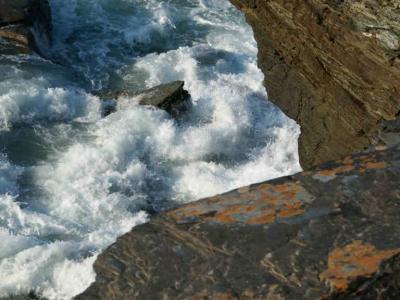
[0,83,101,131]
[0,0,301,298]
[0,155,23,195]
[0,190,147,299]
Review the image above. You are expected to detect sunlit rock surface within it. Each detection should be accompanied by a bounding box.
[77,145,400,299]
[230,0,400,169]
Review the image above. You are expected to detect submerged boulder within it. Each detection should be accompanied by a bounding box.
[104,81,192,118]
[0,0,52,55]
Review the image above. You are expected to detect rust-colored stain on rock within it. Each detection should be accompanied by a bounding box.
[169,182,310,225]
[317,164,354,177]
[363,161,387,170]
[313,152,389,182]
[211,293,238,300]
[320,240,400,291]
[187,292,238,300]
[0,29,29,46]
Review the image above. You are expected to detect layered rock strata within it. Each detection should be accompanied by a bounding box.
[230,0,400,168]
[77,145,400,299]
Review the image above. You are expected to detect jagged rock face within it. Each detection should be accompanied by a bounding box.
[77,145,400,300]
[0,0,52,55]
[230,0,400,169]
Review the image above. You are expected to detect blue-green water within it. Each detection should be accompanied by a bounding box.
[0,0,300,298]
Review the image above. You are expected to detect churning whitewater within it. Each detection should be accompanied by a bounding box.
[0,0,301,298]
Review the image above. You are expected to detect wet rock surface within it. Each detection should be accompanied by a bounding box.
[103,81,192,118]
[230,0,400,169]
[77,145,400,300]
[0,0,31,25]
[0,24,31,54]
[0,0,52,55]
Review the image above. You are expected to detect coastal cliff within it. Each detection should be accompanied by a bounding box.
[76,1,400,299]
[71,1,399,299]
[0,0,380,300]
[230,0,400,169]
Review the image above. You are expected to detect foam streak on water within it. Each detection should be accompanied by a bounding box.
[0,0,301,298]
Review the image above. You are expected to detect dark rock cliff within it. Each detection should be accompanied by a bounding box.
[77,145,400,299]
[230,0,400,169]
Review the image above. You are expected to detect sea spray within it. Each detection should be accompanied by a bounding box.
[0,0,301,298]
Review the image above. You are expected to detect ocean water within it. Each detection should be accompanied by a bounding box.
[0,0,301,299]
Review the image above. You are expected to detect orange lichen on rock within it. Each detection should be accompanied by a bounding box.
[320,241,400,291]
[317,164,355,177]
[278,202,304,218]
[314,152,389,182]
[363,161,387,170]
[169,182,309,225]
[340,156,354,165]
[188,292,238,300]
[246,213,277,225]
[211,293,238,300]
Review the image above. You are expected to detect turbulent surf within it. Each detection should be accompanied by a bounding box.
[0,0,300,298]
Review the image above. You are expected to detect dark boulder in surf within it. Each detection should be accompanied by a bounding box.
[103,81,192,118]
[0,0,52,55]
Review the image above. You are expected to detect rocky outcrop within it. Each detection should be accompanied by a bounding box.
[103,81,192,118]
[230,0,400,169]
[76,2,400,299]
[77,145,400,300]
[0,24,31,54]
[0,0,52,55]
[0,0,30,24]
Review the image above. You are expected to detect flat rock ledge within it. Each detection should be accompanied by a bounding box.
[0,0,52,55]
[77,144,400,300]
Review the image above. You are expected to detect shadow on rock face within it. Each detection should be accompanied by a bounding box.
[0,0,52,56]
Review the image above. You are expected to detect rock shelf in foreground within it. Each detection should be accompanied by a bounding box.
[77,145,400,300]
